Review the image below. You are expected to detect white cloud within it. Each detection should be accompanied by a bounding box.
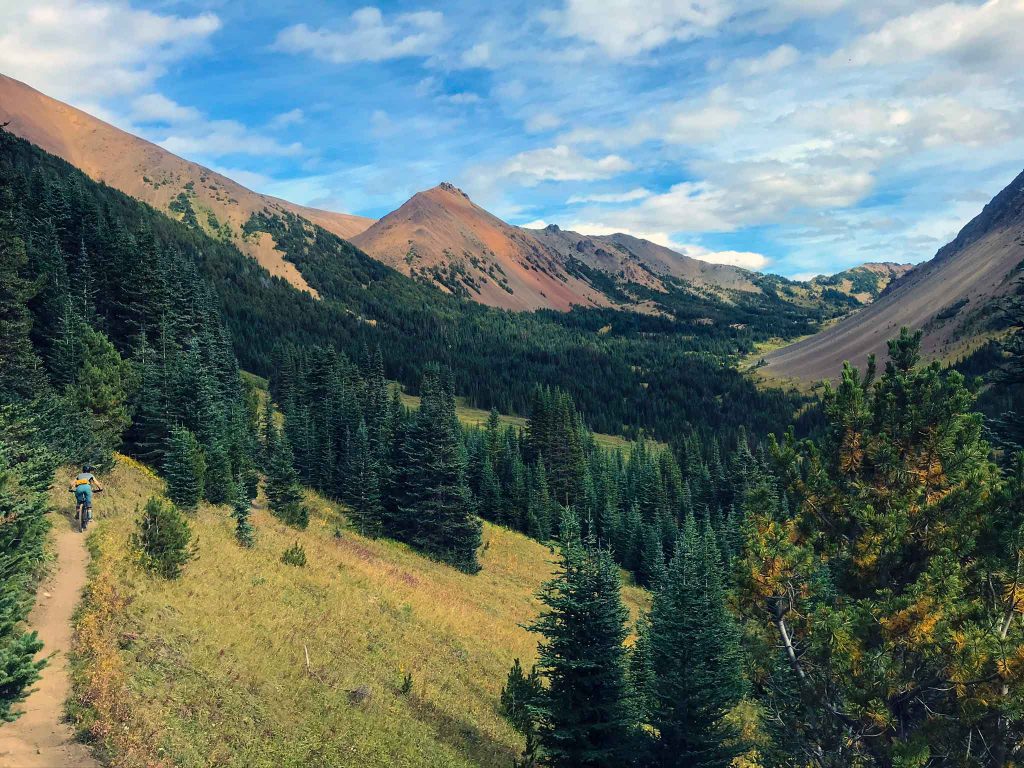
[444,92,482,105]
[567,188,652,204]
[270,108,305,129]
[462,42,491,67]
[274,8,446,64]
[545,0,732,57]
[525,112,564,133]
[495,145,634,186]
[673,243,771,270]
[831,0,1024,70]
[0,0,219,102]
[132,93,201,124]
[520,218,550,228]
[160,121,304,158]
[732,44,799,76]
[555,220,771,268]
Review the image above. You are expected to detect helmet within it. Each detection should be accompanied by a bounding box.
[83,464,94,472]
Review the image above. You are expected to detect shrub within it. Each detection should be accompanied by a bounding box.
[132,496,195,579]
[281,541,306,567]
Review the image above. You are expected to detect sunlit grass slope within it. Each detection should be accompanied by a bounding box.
[62,457,649,768]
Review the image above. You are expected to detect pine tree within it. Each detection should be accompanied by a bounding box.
[231,481,255,547]
[0,405,52,721]
[528,511,635,767]
[649,516,744,767]
[501,658,543,734]
[737,329,1022,763]
[0,192,46,401]
[163,426,205,511]
[266,430,308,528]
[386,371,480,572]
[203,437,235,505]
[345,419,384,536]
[628,615,655,725]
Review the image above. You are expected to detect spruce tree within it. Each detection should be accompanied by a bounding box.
[203,438,234,505]
[164,426,205,511]
[649,516,744,767]
[528,511,635,767]
[345,419,384,536]
[266,431,308,528]
[231,481,255,547]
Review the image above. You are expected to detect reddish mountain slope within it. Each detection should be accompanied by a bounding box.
[352,183,614,311]
[764,170,1024,382]
[0,73,374,295]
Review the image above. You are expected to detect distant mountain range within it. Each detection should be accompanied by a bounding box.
[1,71,914,320]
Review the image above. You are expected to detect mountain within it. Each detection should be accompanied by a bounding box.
[351,182,615,311]
[806,262,913,303]
[524,224,760,294]
[0,73,374,295]
[763,170,1024,382]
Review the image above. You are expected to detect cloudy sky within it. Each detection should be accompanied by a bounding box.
[2,0,1023,277]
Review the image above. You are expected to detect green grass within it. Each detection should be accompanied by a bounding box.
[64,457,649,768]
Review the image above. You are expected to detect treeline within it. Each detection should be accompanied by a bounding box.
[505,330,1024,767]
[270,341,769,584]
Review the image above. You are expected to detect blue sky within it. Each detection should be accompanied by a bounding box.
[2,0,1023,277]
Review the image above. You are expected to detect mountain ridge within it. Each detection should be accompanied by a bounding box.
[0,72,374,295]
[763,170,1024,382]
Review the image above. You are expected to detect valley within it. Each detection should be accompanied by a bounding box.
[1,10,1024,765]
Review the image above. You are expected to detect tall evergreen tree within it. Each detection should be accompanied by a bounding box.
[528,511,635,767]
[266,429,308,528]
[231,481,255,547]
[649,516,744,767]
[163,426,205,511]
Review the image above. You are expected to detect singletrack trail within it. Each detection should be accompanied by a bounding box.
[0,513,100,768]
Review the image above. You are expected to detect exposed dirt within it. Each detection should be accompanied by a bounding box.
[0,514,100,768]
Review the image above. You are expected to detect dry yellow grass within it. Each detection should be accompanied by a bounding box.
[63,457,648,768]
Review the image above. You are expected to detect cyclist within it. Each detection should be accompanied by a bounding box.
[69,465,103,531]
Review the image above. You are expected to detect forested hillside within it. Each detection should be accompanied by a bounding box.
[0,127,816,445]
[5,116,1024,768]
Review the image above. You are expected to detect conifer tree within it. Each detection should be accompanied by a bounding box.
[164,426,205,511]
[231,481,255,547]
[649,516,744,767]
[528,511,635,767]
[203,438,234,505]
[0,406,52,721]
[628,615,655,725]
[346,419,384,536]
[266,430,308,528]
[738,329,1024,763]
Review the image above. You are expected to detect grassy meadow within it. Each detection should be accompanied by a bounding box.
[395,387,657,452]
[61,457,649,768]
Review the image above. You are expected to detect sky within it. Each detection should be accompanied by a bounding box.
[1,0,1023,278]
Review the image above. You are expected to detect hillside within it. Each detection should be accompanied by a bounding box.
[807,262,913,303]
[352,183,614,311]
[525,224,759,295]
[65,458,649,768]
[763,170,1024,381]
[0,73,374,295]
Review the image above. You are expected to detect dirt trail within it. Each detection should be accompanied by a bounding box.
[0,514,100,768]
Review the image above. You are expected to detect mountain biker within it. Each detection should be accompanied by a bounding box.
[69,465,103,531]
